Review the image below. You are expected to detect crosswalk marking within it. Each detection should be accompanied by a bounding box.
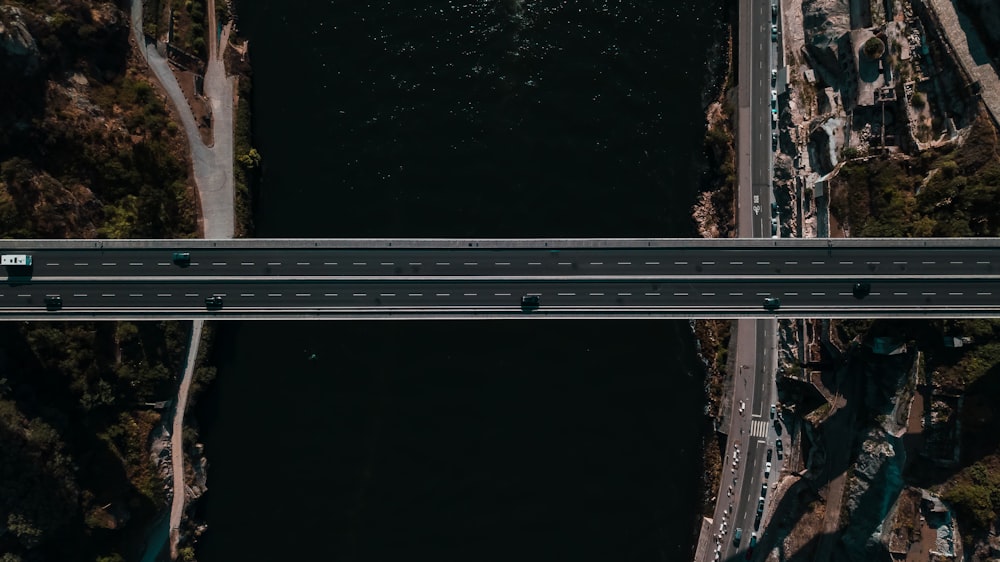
[751,419,770,438]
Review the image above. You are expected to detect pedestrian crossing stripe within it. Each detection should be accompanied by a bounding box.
[751,419,769,438]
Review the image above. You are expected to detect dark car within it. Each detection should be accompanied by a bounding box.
[761,482,768,497]
[766,448,772,462]
[757,498,765,514]
[733,527,743,547]
[774,419,783,435]
[776,438,784,459]
[521,295,540,310]
[853,281,871,299]
[205,296,223,309]
[172,252,191,266]
[754,513,762,530]
[44,296,62,311]
[763,297,781,311]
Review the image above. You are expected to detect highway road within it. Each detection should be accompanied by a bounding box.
[4,278,1000,318]
[14,246,1000,278]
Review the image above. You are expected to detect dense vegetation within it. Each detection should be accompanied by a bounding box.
[0,1,203,560]
[829,116,1000,237]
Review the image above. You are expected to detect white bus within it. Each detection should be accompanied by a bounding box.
[1,254,32,266]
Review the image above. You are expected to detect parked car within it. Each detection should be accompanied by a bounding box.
[770,404,777,418]
[776,438,784,459]
[766,448,772,462]
[771,24,778,40]
[761,482,768,497]
[765,461,771,477]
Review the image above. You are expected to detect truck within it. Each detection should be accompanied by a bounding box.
[1,254,32,266]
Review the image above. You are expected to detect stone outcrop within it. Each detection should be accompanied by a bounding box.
[802,0,852,82]
[0,6,40,77]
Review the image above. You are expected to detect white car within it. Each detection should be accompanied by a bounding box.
[765,461,772,477]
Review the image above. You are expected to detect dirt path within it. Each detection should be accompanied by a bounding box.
[168,320,204,560]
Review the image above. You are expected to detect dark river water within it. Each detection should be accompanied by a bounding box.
[195,1,726,560]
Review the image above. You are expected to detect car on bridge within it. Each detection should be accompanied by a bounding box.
[44,296,62,311]
[173,252,191,266]
[763,297,781,311]
[521,295,540,311]
[205,296,223,310]
[853,281,871,299]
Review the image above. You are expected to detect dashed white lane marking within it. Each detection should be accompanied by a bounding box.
[380,293,396,297]
[590,292,605,296]
[296,293,311,297]
[102,262,116,266]
[751,419,769,438]
[409,293,423,297]
[74,293,87,297]
[241,262,254,266]
[324,293,339,297]
[241,293,254,297]
[645,261,660,265]
[784,292,798,296]
[702,261,715,265]
[528,262,541,266]
[812,261,824,265]
[409,262,421,266]
[645,292,661,296]
[495,292,512,296]
[75,262,88,266]
[46,262,59,266]
[866,261,880,265]
[558,262,572,266]
[730,292,743,296]
[839,261,853,265]
[353,262,367,266]
[921,292,936,296]
[465,262,478,266]
[730,261,743,265]
[977,261,990,265]
[949,292,963,296]
[267,262,281,266]
[618,292,632,296]
[591,262,604,265]
[618,261,632,265]
[213,262,227,266]
[675,261,688,265]
[324,262,338,266]
[17,294,30,297]
[558,292,576,296]
[268,293,282,297]
[380,262,393,266]
[495,262,510,266]
[129,262,142,266]
[894,292,908,296]
[437,262,451,266]
[703,292,715,296]
[785,261,797,265]
[353,293,367,297]
[922,261,935,264]
[185,293,198,297]
[102,293,115,297]
[811,292,825,296]
[951,261,963,265]
[129,293,143,297]
[463,293,477,296]
[157,293,172,297]
[756,261,770,265]
[839,292,853,296]
[978,292,992,296]
[436,293,450,297]
[674,292,688,296]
